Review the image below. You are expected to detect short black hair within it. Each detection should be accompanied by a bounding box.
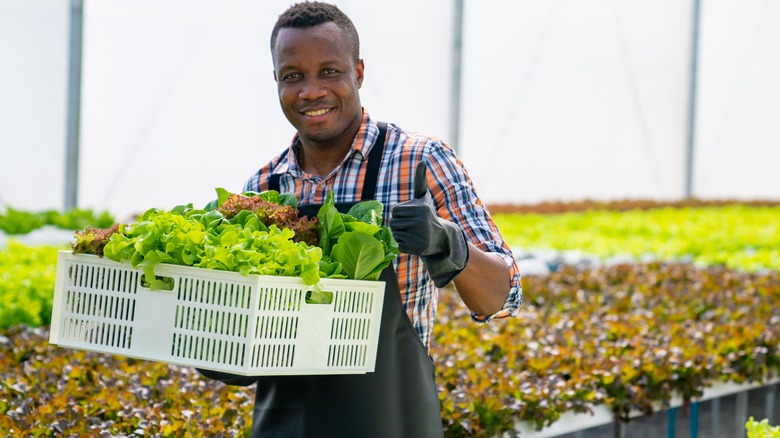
[270,2,360,62]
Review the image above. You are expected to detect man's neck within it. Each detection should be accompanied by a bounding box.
[297,140,353,177]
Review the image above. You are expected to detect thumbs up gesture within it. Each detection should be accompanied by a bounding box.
[390,162,470,287]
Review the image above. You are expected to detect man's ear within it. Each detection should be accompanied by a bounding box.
[356,59,364,88]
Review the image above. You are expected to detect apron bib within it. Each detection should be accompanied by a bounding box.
[253,123,443,438]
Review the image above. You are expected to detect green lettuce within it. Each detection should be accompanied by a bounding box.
[103,203,321,290]
[96,188,397,291]
[316,191,399,281]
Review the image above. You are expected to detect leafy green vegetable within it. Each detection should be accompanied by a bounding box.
[318,259,346,279]
[102,204,322,290]
[331,232,387,281]
[746,417,780,438]
[347,200,383,225]
[257,190,299,209]
[49,208,115,230]
[305,289,333,305]
[215,188,318,245]
[495,205,780,272]
[315,191,398,281]
[0,208,47,234]
[74,188,398,288]
[375,226,400,256]
[316,191,345,256]
[71,224,120,257]
[0,207,114,235]
[0,241,60,329]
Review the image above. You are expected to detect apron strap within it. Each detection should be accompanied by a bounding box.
[268,168,282,192]
[268,122,388,201]
[360,121,387,200]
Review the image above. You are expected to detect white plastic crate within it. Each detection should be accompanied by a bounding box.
[49,251,385,375]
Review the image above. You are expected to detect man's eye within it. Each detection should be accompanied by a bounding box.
[322,68,339,76]
[282,73,302,82]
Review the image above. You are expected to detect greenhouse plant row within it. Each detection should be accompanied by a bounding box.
[1,201,779,437]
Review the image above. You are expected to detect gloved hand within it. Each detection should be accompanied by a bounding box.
[390,161,470,287]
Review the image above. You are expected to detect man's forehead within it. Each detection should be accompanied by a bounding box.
[273,23,350,64]
[275,22,345,50]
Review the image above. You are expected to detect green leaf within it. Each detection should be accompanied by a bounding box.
[305,289,333,305]
[279,193,299,208]
[344,220,381,236]
[316,202,344,257]
[216,187,232,208]
[228,210,265,231]
[347,200,383,226]
[258,190,298,209]
[201,210,225,229]
[255,189,297,208]
[375,226,400,255]
[330,232,386,280]
[258,190,280,204]
[203,199,218,211]
[171,204,193,215]
[318,259,346,278]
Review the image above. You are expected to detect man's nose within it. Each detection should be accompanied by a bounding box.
[299,77,327,100]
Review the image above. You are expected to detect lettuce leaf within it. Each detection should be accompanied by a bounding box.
[316,191,398,280]
[347,200,383,226]
[331,232,387,281]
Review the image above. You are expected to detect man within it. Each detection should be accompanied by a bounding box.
[199,2,522,437]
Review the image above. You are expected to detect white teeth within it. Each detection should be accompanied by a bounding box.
[305,109,329,116]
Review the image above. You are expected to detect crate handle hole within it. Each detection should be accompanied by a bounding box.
[139,274,175,291]
[305,290,333,305]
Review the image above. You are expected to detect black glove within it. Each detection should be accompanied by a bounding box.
[390,161,470,287]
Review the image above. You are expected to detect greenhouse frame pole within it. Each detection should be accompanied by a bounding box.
[449,0,464,153]
[685,0,701,199]
[65,0,84,210]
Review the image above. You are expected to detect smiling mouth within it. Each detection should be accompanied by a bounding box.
[303,108,331,116]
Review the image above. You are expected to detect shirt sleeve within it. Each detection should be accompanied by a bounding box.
[425,139,523,323]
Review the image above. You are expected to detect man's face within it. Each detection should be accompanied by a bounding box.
[272,22,364,149]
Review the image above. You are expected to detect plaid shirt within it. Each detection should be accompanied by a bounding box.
[244,111,522,350]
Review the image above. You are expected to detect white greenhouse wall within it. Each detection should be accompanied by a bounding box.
[1,0,778,220]
[693,0,780,200]
[0,0,69,212]
[459,0,692,204]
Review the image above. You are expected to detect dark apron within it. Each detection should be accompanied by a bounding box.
[254,123,444,438]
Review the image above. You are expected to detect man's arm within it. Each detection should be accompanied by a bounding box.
[452,243,511,316]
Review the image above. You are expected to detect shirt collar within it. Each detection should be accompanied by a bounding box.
[352,110,380,161]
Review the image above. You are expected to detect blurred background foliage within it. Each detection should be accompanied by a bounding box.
[1,201,779,436]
